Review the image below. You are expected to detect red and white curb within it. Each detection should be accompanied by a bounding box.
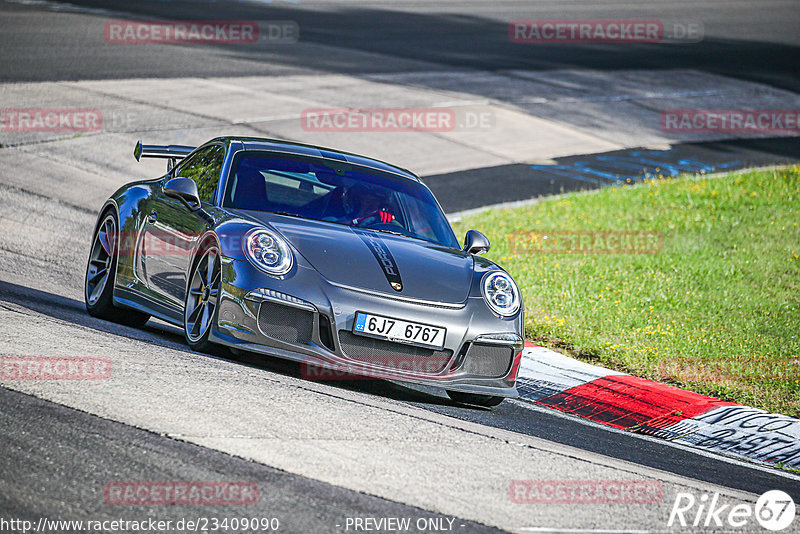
[517,342,800,471]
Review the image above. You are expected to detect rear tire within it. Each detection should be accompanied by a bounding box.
[85,210,149,327]
[447,391,505,408]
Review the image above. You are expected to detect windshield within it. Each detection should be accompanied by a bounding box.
[223,152,459,248]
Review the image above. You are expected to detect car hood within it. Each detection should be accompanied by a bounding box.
[235,211,474,304]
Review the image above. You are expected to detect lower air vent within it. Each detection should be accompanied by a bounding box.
[460,343,514,377]
[318,315,335,351]
[257,301,314,345]
[338,330,452,374]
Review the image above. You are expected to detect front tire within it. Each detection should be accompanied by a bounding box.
[447,391,505,408]
[184,243,221,352]
[85,210,149,327]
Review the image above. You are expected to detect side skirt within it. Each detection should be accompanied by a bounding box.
[114,286,183,326]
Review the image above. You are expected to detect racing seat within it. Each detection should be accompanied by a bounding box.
[231,167,268,210]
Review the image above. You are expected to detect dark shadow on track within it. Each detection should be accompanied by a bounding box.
[4,0,800,94]
[429,136,800,213]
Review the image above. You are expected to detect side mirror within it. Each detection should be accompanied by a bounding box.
[164,177,201,209]
[463,230,490,255]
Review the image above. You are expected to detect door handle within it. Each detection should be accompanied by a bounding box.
[147,209,158,224]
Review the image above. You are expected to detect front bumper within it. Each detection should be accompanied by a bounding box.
[209,257,523,397]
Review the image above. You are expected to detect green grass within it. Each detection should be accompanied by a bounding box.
[453,166,800,417]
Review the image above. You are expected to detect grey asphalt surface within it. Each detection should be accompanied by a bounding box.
[1,279,798,506]
[2,0,799,92]
[0,385,502,534]
[2,0,800,531]
[3,0,798,203]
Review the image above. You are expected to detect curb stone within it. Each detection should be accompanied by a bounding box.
[519,343,800,471]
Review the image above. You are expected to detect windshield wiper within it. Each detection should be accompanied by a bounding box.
[369,227,406,237]
[270,213,411,239]
[270,211,305,219]
[373,227,440,245]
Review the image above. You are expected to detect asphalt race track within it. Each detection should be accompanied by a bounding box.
[0,386,502,534]
[1,0,800,532]
[2,0,799,92]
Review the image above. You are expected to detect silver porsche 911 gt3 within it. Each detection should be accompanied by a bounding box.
[85,137,524,407]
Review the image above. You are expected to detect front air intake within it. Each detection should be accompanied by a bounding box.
[257,301,314,345]
[460,342,514,377]
[338,331,452,375]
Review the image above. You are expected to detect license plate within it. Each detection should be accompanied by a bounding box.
[353,312,446,350]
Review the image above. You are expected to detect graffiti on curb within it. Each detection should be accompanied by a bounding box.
[653,405,800,469]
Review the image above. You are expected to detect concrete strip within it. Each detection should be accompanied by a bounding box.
[69,77,329,125]
[67,75,618,174]
[436,104,619,162]
[0,80,223,146]
[3,68,798,179]
[0,146,124,211]
[372,69,800,148]
[243,116,511,176]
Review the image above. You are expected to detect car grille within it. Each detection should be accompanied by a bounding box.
[257,301,313,345]
[460,342,514,377]
[338,331,452,375]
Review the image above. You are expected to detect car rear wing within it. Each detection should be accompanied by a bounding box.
[133,140,196,172]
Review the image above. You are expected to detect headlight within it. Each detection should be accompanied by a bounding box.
[481,271,521,317]
[244,228,293,276]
